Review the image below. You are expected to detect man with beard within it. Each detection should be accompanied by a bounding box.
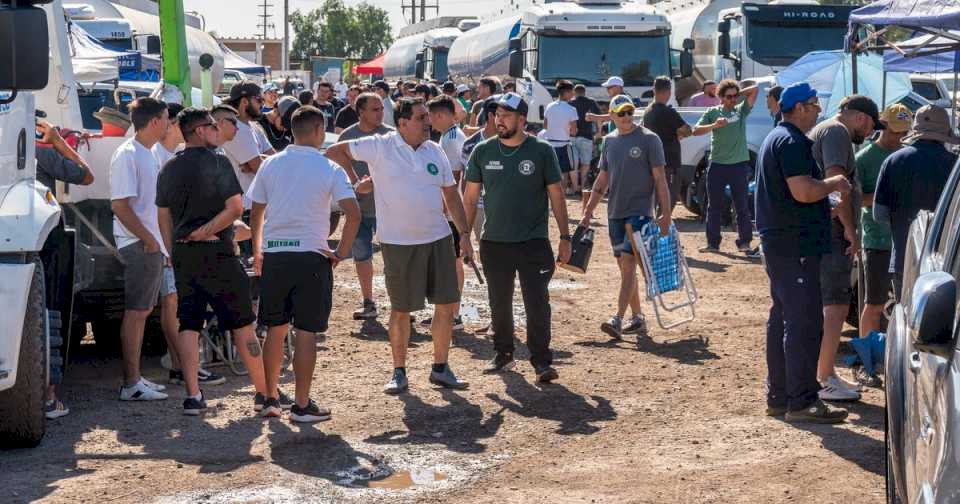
[156,108,271,416]
[222,81,267,209]
[257,96,301,152]
[462,93,572,383]
[807,95,880,403]
[325,98,473,394]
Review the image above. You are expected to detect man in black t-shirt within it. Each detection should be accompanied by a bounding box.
[569,84,601,199]
[256,96,300,152]
[156,108,271,417]
[642,76,692,207]
[315,82,340,133]
[334,86,361,133]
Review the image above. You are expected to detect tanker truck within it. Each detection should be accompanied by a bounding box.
[661,0,857,103]
[447,0,692,126]
[383,16,475,83]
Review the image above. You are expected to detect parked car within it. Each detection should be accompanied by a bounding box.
[219,69,248,96]
[884,155,960,503]
[909,73,956,111]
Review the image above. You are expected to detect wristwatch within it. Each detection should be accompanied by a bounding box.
[559,234,572,242]
[331,250,344,261]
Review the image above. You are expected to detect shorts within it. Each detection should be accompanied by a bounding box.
[172,241,256,333]
[820,231,854,306]
[608,215,653,258]
[449,220,461,258]
[119,242,164,311]
[381,235,460,312]
[571,137,594,168]
[349,216,377,262]
[160,264,177,297]
[554,145,573,173]
[863,249,893,306]
[260,252,333,333]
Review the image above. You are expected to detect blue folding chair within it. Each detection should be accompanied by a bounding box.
[626,222,698,329]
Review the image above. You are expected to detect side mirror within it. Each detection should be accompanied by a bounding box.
[683,38,695,51]
[509,49,523,79]
[718,31,731,59]
[0,6,50,91]
[146,35,161,55]
[718,19,730,34]
[680,52,694,79]
[415,55,424,79]
[909,271,956,348]
[509,37,522,53]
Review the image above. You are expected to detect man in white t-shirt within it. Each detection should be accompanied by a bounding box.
[335,80,349,101]
[543,80,580,194]
[221,82,267,208]
[250,106,360,423]
[325,97,473,395]
[109,97,170,402]
[425,95,467,330]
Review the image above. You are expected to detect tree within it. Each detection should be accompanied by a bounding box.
[290,0,393,61]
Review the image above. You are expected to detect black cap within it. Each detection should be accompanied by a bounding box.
[228,81,262,103]
[840,94,886,130]
[442,81,456,93]
[373,80,390,93]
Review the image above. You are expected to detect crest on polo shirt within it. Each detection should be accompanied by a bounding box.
[518,160,535,175]
[427,162,439,175]
[629,146,642,158]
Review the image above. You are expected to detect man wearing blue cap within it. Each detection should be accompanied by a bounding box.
[754,82,852,423]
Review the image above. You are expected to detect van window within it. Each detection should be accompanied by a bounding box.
[913,81,942,102]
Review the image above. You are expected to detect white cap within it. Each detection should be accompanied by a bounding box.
[456,84,469,94]
[601,76,625,88]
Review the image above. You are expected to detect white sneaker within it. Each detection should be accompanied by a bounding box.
[119,379,169,401]
[141,377,167,392]
[834,373,864,392]
[818,375,861,402]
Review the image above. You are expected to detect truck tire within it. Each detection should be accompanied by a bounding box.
[0,256,48,448]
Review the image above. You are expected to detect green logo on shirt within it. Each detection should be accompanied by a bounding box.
[427,163,439,175]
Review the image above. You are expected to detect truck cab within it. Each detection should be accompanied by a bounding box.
[507,0,691,124]
[715,2,856,81]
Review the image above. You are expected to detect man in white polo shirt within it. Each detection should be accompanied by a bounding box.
[249,106,361,423]
[326,97,473,395]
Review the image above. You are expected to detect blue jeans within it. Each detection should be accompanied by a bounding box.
[607,216,653,257]
[706,161,752,248]
[349,217,377,262]
[763,252,823,411]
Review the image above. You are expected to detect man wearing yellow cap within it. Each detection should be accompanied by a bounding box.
[856,104,911,339]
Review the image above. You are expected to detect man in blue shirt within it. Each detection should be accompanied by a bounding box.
[755,83,851,424]
[874,105,959,301]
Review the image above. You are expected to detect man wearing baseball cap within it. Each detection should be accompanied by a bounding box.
[874,104,959,299]
[222,81,267,206]
[462,93,572,383]
[585,76,631,129]
[856,104,911,341]
[755,82,852,423]
[807,94,882,402]
[257,95,300,152]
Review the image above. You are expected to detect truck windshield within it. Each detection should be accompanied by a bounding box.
[428,50,450,81]
[538,35,669,87]
[745,22,847,67]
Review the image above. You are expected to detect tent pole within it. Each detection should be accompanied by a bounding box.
[882,72,887,108]
[852,49,859,94]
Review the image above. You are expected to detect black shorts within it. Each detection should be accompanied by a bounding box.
[554,145,573,173]
[863,249,893,306]
[260,252,333,333]
[172,242,256,333]
[449,221,461,258]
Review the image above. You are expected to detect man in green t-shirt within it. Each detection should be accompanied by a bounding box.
[692,79,759,253]
[858,103,912,337]
[462,93,572,384]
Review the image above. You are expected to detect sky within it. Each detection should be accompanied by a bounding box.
[181,0,496,39]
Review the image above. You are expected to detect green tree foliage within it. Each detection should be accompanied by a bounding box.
[290,0,393,61]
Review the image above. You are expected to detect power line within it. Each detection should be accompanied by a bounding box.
[257,0,275,39]
[400,0,439,25]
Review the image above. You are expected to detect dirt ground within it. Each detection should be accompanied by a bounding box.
[0,201,885,503]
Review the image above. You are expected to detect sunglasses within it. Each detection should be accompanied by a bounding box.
[614,110,634,117]
[188,121,219,135]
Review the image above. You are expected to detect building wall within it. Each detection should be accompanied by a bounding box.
[220,39,283,72]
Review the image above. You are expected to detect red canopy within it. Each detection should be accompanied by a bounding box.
[355,54,384,75]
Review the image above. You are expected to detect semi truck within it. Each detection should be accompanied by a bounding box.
[661,0,857,103]
[447,0,692,125]
[383,16,475,83]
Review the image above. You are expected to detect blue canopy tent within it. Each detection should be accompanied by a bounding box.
[884,33,960,74]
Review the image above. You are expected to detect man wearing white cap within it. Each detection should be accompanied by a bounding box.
[874,104,959,300]
[585,76,629,127]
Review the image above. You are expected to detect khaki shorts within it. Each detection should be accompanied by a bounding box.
[381,235,460,312]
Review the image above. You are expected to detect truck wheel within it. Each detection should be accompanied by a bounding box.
[0,256,48,448]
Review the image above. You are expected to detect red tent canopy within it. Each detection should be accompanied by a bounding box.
[355,54,384,75]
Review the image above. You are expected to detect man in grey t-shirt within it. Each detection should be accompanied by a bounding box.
[808,95,879,402]
[334,92,394,320]
[580,94,673,339]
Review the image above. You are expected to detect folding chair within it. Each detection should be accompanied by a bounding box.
[626,222,698,329]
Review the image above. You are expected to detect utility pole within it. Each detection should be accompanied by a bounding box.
[257,0,274,40]
[283,0,289,70]
[401,0,438,25]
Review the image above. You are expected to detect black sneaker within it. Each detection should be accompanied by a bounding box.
[483,352,515,374]
[535,365,559,383]
[254,392,266,412]
[352,299,378,320]
[290,400,332,423]
[698,245,720,253]
[453,316,465,331]
[183,394,207,416]
[169,369,184,385]
[785,399,848,424]
[198,368,226,385]
[261,397,282,418]
[621,314,648,336]
[277,390,295,410]
[419,317,433,327]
